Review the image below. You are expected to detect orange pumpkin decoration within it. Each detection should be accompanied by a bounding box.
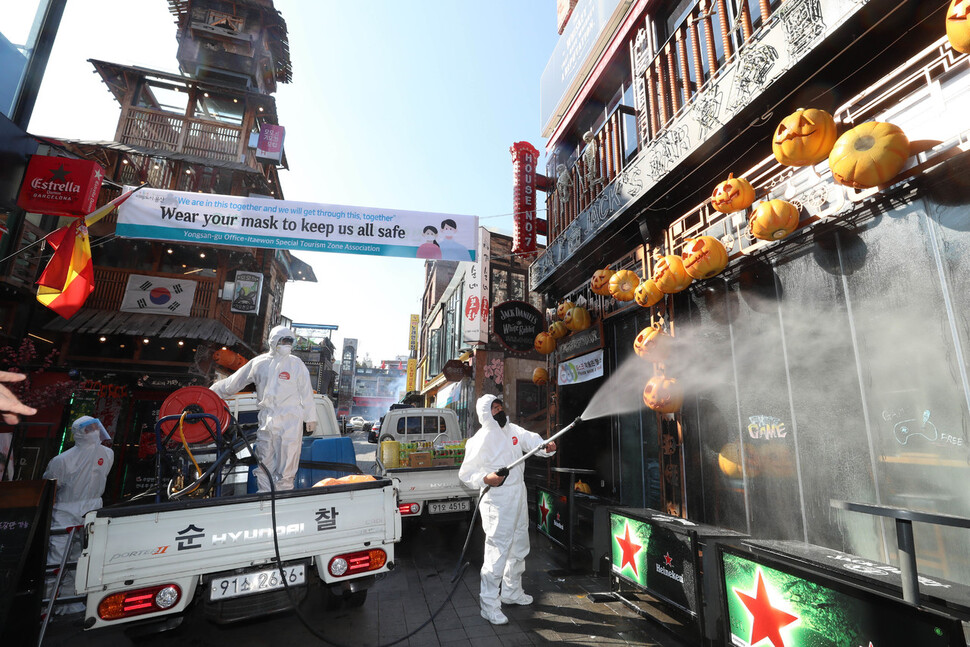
[634,279,664,308]
[548,321,568,340]
[533,367,549,385]
[590,267,614,296]
[556,301,575,320]
[642,376,683,414]
[563,305,591,332]
[633,324,670,362]
[772,108,837,167]
[749,199,800,241]
[828,121,909,189]
[681,236,728,280]
[609,269,640,302]
[947,0,970,53]
[534,332,556,355]
[652,255,693,294]
[711,173,756,214]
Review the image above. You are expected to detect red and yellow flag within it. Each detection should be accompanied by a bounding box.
[36,185,144,319]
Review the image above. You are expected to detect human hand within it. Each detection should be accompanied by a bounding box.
[305,420,317,434]
[0,371,37,425]
[544,441,557,453]
[484,469,508,487]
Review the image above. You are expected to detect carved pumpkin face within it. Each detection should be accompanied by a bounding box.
[548,321,568,340]
[828,121,909,189]
[682,236,729,280]
[534,332,556,355]
[642,376,683,414]
[633,323,670,362]
[532,367,549,385]
[590,267,614,296]
[772,108,837,167]
[556,301,575,320]
[711,174,756,214]
[947,0,970,53]
[749,200,800,241]
[652,255,693,294]
[634,279,664,308]
[609,270,640,302]
[563,305,591,332]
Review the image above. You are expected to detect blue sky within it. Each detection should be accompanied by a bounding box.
[27,0,560,363]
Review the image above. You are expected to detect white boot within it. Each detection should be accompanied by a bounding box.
[481,606,509,625]
[500,592,533,605]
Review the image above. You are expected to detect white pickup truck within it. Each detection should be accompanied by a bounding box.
[371,407,477,525]
[73,393,401,632]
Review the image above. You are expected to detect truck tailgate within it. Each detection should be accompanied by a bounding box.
[388,466,477,500]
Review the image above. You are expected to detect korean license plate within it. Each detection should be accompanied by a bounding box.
[210,564,305,601]
[428,499,470,514]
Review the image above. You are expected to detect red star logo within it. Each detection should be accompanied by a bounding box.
[539,498,550,526]
[735,570,798,647]
[615,524,642,576]
[663,552,673,566]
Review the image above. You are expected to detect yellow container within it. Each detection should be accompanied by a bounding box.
[381,440,401,468]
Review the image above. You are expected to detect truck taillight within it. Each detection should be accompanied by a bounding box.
[398,502,420,516]
[328,549,387,577]
[98,584,182,620]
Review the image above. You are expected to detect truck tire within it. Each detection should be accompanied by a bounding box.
[323,587,367,610]
[378,434,394,445]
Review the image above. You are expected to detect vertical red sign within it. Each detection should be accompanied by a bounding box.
[510,141,539,261]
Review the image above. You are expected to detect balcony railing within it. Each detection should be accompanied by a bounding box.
[120,107,245,164]
[88,267,247,339]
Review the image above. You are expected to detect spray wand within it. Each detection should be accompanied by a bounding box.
[452,415,583,581]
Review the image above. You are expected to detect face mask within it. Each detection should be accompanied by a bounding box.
[277,345,292,356]
[493,410,507,427]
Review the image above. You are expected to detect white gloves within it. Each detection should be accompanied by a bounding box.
[305,420,317,434]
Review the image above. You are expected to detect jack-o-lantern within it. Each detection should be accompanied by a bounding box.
[652,255,693,294]
[534,332,556,355]
[563,305,591,332]
[635,279,664,308]
[590,267,614,296]
[828,121,909,189]
[947,0,970,53]
[681,236,728,280]
[556,301,574,320]
[532,367,549,385]
[633,323,670,362]
[609,269,640,302]
[749,199,800,241]
[772,108,837,167]
[642,375,683,414]
[717,442,760,479]
[711,173,756,214]
[548,321,568,340]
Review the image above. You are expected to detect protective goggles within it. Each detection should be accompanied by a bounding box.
[278,337,295,345]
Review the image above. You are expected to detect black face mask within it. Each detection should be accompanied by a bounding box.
[493,410,507,427]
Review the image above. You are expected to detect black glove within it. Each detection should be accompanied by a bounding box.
[493,466,509,486]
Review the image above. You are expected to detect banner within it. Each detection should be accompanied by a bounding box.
[557,349,604,386]
[408,314,419,351]
[406,358,417,393]
[120,274,197,316]
[117,187,478,261]
[462,227,490,345]
[255,124,285,164]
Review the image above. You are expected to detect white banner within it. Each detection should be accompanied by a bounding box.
[120,274,197,316]
[462,228,490,345]
[117,187,478,261]
[557,349,604,386]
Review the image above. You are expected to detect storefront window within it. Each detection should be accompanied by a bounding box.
[1,1,48,119]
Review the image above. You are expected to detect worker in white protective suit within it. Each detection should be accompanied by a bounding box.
[44,416,113,615]
[459,394,556,625]
[209,325,316,492]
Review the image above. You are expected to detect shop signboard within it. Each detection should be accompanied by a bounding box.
[610,510,697,615]
[229,271,263,314]
[720,546,965,647]
[558,349,603,386]
[536,485,569,548]
[510,142,538,259]
[408,314,419,351]
[462,228,490,345]
[17,155,103,216]
[554,321,602,361]
[492,300,543,353]
[406,358,417,392]
[254,123,285,164]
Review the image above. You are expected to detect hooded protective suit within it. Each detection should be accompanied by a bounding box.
[43,416,113,614]
[210,325,315,492]
[459,394,554,620]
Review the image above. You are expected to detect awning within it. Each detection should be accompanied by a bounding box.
[44,309,252,351]
[279,250,317,282]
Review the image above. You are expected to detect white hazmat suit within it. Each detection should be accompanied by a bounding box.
[44,416,113,614]
[209,325,316,492]
[459,394,555,624]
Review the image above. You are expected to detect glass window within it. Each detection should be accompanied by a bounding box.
[0,1,46,118]
[422,417,441,434]
[136,78,190,114]
[194,92,244,125]
[492,268,508,305]
[511,273,525,301]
